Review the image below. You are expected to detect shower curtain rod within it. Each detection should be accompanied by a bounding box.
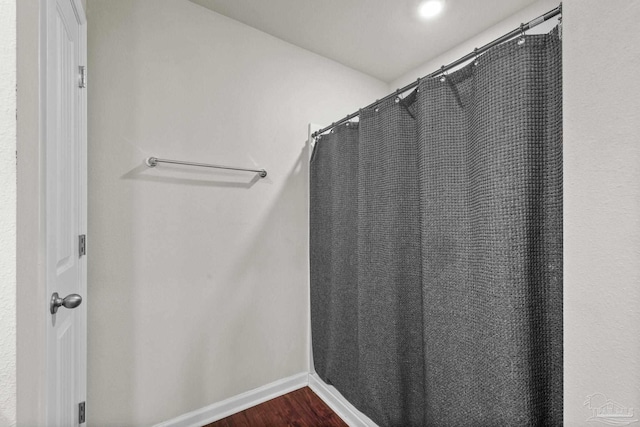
[311,4,562,139]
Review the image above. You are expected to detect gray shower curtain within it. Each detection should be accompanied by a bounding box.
[311,28,562,427]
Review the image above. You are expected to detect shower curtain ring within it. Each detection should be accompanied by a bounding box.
[518,23,526,45]
[440,66,447,82]
[558,13,563,40]
[395,88,401,103]
[473,48,479,66]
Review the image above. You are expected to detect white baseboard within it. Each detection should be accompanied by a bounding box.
[154,372,308,427]
[153,371,377,427]
[308,373,379,427]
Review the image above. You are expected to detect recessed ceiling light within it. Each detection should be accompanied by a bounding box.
[418,0,445,19]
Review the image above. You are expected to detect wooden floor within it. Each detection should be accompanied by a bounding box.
[204,387,348,427]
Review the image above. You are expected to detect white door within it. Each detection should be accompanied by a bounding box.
[45,0,87,425]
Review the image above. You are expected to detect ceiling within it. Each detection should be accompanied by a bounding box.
[189,0,538,83]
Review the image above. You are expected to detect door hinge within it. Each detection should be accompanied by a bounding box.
[79,234,86,257]
[79,65,87,88]
[78,401,86,424]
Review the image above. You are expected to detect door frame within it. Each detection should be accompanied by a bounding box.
[16,0,87,424]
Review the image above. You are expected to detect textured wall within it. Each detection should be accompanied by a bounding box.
[16,1,47,424]
[86,0,387,425]
[563,0,640,424]
[0,0,17,425]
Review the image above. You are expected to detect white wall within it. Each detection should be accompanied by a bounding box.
[395,0,640,424]
[0,0,16,425]
[563,0,640,424]
[86,0,387,425]
[16,0,48,424]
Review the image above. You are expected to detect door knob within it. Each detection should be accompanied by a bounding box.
[50,292,83,314]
